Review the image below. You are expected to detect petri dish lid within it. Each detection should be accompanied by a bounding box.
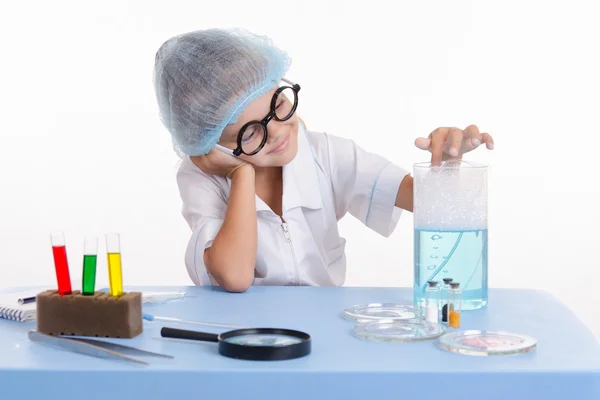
[343,303,417,323]
[438,330,537,356]
[353,319,446,343]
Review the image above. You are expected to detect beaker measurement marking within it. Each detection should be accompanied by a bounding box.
[422,231,465,291]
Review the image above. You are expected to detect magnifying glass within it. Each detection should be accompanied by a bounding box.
[160,327,311,361]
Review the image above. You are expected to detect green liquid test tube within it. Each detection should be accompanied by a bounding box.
[82,236,98,295]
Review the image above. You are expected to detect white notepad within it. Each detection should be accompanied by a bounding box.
[0,289,42,322]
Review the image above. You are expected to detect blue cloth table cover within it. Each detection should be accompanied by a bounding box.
[0,286,598,400]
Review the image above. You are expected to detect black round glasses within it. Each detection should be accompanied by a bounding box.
[215,78,301,156]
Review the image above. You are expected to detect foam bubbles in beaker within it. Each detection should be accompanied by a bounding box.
[413,161,488,230]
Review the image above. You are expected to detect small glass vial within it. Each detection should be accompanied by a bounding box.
[424,280,440,324]
[448,282,462,328]
[441,278,453,323]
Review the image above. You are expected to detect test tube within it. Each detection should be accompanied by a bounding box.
[448,282,462,328]
[105,233,123,297]
[441,277,453,323]
[424,280,440,324]
[82,236,98,295]
[50,232,72,295]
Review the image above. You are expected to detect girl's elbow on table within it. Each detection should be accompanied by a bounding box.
[205,248,254,293]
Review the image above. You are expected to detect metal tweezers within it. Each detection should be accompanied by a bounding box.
[28,330,174,365]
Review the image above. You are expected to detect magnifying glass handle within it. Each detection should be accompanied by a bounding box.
[161,327,220,343]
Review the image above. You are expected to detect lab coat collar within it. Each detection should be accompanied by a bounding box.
[255,122,323,213]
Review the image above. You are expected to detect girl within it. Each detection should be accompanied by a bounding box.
[153,28,494,292]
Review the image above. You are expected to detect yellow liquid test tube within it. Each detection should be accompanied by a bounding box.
[105,233,123,297]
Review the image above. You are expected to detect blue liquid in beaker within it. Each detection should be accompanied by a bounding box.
[413,228,488,310]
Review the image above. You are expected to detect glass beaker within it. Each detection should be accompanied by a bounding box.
[413,159,488,311]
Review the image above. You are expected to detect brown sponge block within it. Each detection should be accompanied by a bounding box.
[36,290,142,338]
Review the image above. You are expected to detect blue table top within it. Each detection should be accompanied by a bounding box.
[0,286,598,400]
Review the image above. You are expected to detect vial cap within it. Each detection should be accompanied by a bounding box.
[427,280,438,287]
[450,282,460,288]
[443,278,453,283]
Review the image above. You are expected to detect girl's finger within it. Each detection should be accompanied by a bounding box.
[414,137,431,150]
[481,132,494,149]
[430,128,448,166]
[464,124,482,147]
[447,127,463,157]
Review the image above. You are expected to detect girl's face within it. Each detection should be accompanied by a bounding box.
[217,85,299,168]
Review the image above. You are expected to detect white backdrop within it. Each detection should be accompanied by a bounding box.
[1,0,599,338]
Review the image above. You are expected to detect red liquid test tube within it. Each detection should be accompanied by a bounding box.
[50,232,72,295]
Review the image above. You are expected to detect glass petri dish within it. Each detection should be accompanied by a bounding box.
[438,330,537,356]
[353,319,446,343]
[343,303,417,323]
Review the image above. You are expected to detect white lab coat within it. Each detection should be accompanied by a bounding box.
[176,123,410,287]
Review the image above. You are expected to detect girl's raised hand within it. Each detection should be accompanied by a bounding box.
[414,125,494,166]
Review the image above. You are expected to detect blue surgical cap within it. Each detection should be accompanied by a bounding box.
[153,28,292,156]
